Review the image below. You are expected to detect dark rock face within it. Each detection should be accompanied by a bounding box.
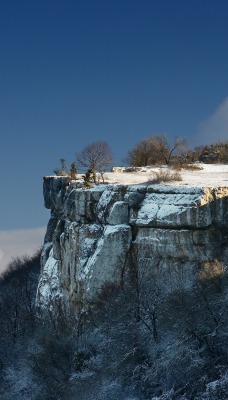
[36,177,228,313]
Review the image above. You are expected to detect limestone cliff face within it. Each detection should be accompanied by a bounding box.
[36,177,228,313]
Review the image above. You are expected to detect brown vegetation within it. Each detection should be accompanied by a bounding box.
[127,134,187,167]
[148,169,182,183]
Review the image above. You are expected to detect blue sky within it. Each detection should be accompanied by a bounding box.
[0,0,228,269]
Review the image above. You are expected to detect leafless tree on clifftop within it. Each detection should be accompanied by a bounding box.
[76,141,113,183]
[127,134,187,166]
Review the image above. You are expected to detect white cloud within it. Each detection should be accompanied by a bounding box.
[0,227,46,274]
[195,97,228,146]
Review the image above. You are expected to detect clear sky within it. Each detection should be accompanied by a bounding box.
[0,0,228,270]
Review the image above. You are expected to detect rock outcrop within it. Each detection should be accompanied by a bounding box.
[36,177,228,313]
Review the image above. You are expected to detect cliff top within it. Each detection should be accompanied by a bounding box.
[45,164,228,189]
[80,163,227,188]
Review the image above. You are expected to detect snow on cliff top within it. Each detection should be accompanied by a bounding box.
[103,164,228,187]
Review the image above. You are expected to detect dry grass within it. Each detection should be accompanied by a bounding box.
[148,170,182,183]
[198,260,226,282]
[172,162,203,171]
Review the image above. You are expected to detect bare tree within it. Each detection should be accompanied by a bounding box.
[126,137,160,166]
[127,134,187,167]
[76,141,113,183]
[154,135,187,165]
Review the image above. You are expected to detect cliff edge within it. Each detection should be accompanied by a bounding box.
[36,177,228,313]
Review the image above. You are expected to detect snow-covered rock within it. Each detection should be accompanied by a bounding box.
[36,177,228,313]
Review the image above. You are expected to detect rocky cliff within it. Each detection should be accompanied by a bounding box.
[36,176,228,313]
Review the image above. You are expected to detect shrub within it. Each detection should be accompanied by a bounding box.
[172,162,203,171]
[54,159,79,181]
[83,169,93,188]
[70,162,78,180]
[148,170,182,183]
[53,158,69,176]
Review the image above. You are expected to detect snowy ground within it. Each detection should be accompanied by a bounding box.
[101,164,228,187]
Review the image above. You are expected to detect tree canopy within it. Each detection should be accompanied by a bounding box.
[127,134,188,166]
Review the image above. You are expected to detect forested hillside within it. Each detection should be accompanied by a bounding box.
[0,253,228,399]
